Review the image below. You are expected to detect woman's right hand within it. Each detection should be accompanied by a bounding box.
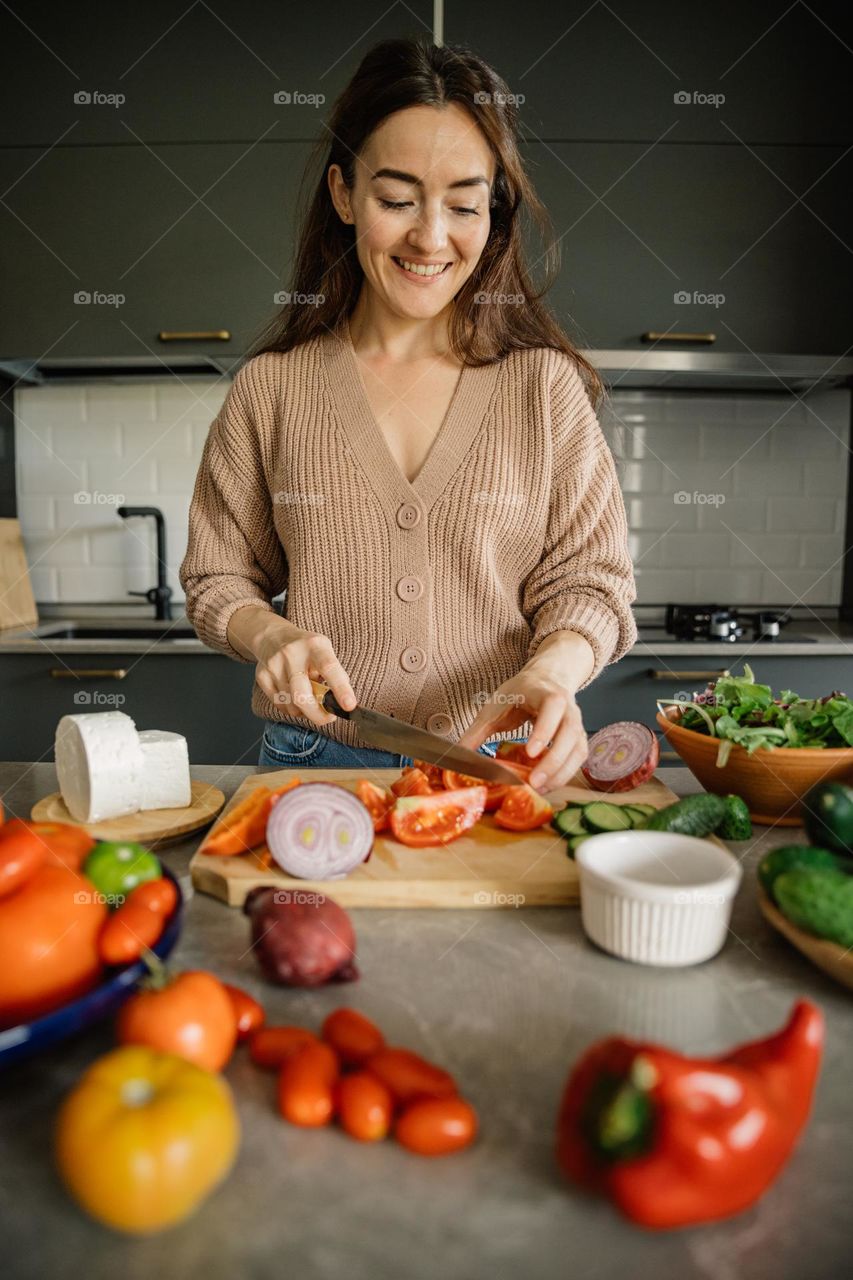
[253,622,358,727]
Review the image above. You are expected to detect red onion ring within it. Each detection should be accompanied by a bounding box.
[266,782,374,880]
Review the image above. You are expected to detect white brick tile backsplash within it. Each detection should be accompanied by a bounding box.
[13,381,852,608]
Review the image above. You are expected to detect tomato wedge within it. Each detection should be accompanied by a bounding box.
[496,741,538,765]
[493,783,554,831]
[390,767,434,798]
[441,770,511,812]
[389,788,487,847]
[412,760,446,789]
[356,780,395,833]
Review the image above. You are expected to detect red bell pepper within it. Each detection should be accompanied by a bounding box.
[557,999,824,1230]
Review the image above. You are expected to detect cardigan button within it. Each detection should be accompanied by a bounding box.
[396,503,421,529]
[400,646,427,672]
[426,713,453,736]
[396,575,424,601]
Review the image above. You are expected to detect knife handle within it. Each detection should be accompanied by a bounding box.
[309,679,352,720]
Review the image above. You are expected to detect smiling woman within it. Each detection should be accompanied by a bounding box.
[179,38,638,788]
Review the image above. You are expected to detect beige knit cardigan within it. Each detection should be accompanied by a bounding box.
[179,326,638,750]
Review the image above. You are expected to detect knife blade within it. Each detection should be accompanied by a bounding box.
[311,683,523,786]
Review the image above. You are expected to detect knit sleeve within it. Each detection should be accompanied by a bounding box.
[179,361,289,663]
[521,354,637,690]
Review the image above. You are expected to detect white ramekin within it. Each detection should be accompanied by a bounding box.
[574,830,743,966]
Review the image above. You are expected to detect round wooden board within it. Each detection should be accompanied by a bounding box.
[758,886,853,992]
[31,780,225,846]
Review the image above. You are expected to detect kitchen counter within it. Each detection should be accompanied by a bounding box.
[0,763,850,1280]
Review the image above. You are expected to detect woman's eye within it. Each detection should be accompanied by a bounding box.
[378,199,412,210]
[454,207,479,217]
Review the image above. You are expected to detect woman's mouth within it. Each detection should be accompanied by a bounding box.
[391,257,453,282]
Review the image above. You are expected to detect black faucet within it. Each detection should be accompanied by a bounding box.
[117,505,173,621]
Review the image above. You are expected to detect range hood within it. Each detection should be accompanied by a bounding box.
[588,349,853,393]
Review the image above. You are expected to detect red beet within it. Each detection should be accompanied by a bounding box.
[243,887,359,987]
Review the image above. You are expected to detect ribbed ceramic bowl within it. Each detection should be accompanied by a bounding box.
[575,830,742,967]
[656,706,853,826]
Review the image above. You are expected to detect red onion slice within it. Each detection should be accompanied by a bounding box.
[581,721,659,793]
[266,782,374,880]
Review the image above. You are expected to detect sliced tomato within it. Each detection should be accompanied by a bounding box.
[493,783,554,831]
[356,780,395,833]
[441,770,511,813]
[389,788,487,847]
[391,767,434,798]
[412,760,446,790]
[496,741,540,766]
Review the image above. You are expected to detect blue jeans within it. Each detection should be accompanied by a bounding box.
[258,720,522,770]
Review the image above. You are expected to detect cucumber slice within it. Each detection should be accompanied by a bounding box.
[567,833,593,859]
[626,803,656,818]
[582,802,633,833]
[622,805,651,827]
[552,806,587,838]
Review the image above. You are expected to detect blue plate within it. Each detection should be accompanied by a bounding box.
[0,866,184,1067]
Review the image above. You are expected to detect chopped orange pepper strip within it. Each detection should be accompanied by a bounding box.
[201,778,302,856]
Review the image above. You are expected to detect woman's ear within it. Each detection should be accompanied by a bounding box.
[327,163,352,224]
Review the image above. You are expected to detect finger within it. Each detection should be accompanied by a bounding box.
[315,657,357,712]
[530,710,585,789]
[287,668,335,727]
[525,694,566,763]
[457,711,499,752]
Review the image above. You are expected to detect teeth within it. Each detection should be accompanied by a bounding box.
[396,259,448,277]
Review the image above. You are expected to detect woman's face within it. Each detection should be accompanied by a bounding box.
[329,103,495,321]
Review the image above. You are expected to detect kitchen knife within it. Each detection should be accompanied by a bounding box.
[308,681,523,786]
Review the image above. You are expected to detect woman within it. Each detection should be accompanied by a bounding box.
[179,38,637,787]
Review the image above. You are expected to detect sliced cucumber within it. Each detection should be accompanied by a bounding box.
[626,803,656,818]
[567,833,593,859]
[552,806,587,838]
[622,805,652,826]
[582,802,633,833]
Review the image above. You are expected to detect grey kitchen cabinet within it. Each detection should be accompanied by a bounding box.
[0,0,433,147]
[526,141,853,355]
[448,0,853,146]
[578,653,853,756]
[0,651,262,766]
[0,141,314,364]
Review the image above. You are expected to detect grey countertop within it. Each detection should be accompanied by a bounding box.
[0,762,850,1280]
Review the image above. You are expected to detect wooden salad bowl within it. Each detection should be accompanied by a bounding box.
[758,886,853,992]
[656,706,853,826]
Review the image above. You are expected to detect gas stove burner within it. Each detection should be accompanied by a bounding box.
[665,604,795,643]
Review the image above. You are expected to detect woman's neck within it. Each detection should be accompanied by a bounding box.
[347,291,454,363]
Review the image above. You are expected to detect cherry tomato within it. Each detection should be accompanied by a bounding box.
[0,819,47,898]
[389,788,487,848]
[98,901,164,966]
[116,970,236,1073]
[322,1008,385,1066]
[277,1041,340,1127]
[250,1025,318,1069]
[355,780,395,833]
[222,983,265,1042]
[129,876,179,917]
[493,783,554,831]
[335,1070,394,1142]
[365,1047,457,1106]
[391,767,434,798]
[29,821,96,871]
[394,1097,478,1156]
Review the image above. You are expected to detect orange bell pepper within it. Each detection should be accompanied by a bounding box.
[200,779,302,856]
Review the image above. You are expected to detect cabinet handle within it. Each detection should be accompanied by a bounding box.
[641,332,716,343]
[158,329,231,342]
[648,668,730,681]
[50,668,128,680]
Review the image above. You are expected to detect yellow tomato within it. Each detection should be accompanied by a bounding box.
[55,1045,239,1234]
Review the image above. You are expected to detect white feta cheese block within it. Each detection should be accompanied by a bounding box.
[138,729,192,810]
[55,711,144,823]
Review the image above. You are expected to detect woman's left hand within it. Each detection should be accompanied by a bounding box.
[457,668,589,793]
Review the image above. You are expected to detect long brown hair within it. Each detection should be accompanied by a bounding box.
[245,38,604,408]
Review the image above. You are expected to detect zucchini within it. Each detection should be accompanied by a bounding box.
[552,806,587,838]
[716,794,752,841]
[802,781,853,857]
[582,802,633,833]
[641,793,727,838]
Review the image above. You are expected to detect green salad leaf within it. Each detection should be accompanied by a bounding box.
[657,663,853,764]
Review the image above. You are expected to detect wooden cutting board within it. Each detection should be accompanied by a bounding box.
[190,768,682,908]
[0,518,38,631]
[32,780,225,847]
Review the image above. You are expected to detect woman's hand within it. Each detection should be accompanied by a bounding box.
[457,632,595,792]
[252,620,358,727]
